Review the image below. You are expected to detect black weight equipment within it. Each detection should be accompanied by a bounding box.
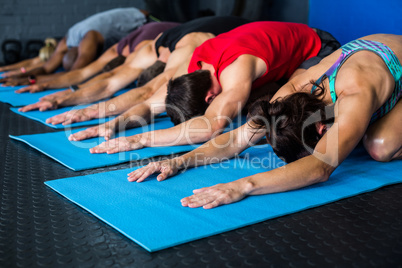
[2,39,22,64]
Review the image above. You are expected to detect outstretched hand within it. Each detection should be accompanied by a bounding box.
[39,89,71,101]
[127,159,180,182]
[46,107,97,126]
[68,122,116,141]
[2,77,29,86]
[15,84,45,93]
[181,180,247,209]
[0,69,21,78]
[89,134,146,154]
[18,99,57,112]
[18,89,73,111]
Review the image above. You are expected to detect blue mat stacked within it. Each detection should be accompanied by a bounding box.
[9,115,245,170]
[0,85,27,92]
[0,86,131,128]
[10,117,201,170]
[0,87,65,106]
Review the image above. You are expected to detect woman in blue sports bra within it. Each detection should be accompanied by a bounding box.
[125,34,401,210]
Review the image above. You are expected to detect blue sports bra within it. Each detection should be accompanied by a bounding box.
[312,39,402,123]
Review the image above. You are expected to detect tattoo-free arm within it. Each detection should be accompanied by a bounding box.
[183,77,377,209]
[127,121,265,182]
[31,44,121,90]
[70,85,167,142]
[140,54,262,147]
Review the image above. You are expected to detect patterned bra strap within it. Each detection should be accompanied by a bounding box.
[343,40,402,82]
[312,39,402,103]
[311,51,346,103]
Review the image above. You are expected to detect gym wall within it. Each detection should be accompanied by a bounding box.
[0,0,309,65]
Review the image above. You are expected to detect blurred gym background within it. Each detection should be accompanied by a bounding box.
[0,0,308,66]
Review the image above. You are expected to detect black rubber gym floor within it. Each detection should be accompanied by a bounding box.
[0,101,401,267]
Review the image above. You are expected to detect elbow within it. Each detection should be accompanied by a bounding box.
[314,164,332,183]
[137,86,154,101]
[104,82,118,96]
[195,129,216,143]
[209,122,226,139]
[186,117,227,143]
[204,131,217,141]
[306,154,336,184]
[192,126,223,144]
[316,171,330,183]
[37,66,48,75]
[104,86,114,96]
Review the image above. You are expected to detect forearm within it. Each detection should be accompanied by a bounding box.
[143,115,229,148]
[15,66,47,78]
[79,71,114,87]
[36,72,66,83]
[80,66,141,95]
[0,62,24,72]
[38,69,91,89]
[173,122,263,170]
[243,155,333,196]
[1,58,38,71]
[108,102,153,132]
[86,91,139,119]
[79,62,126,87]
[56,80,116,107]
[100,84,156,116]
[175,134,247,171]
[97,65,142,91]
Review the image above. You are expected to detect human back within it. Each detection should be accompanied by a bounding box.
[359,34,402,58]
[261,33,402,163]
[283,34,402,105]
[66,8,147,51]
[318,34,402,112]
[188,21,322,87]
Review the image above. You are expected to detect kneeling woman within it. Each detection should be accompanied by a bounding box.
[128,34,402,209]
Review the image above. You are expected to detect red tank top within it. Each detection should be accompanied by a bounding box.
[188,21,321,89]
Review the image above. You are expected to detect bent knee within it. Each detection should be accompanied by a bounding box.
[367,146,393,162]
[363,137,394,162]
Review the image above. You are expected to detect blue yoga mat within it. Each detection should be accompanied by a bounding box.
[9,88,131,129]
[10,116,245,170]
[0,67,65,90]
[10,117,202,170]
[0,84,27,92]
[1,86,132,107]
[10,105,116,129]
[44,144,402,252]
[0,88,66,106]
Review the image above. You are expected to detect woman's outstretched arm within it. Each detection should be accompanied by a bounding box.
[127,121,266,182]
[182,71,379,209]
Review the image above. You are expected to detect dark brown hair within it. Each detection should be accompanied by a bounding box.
[137,60,166,87]
[165,70,212,125]
[102,55,126,72]
[248,78,334,163]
